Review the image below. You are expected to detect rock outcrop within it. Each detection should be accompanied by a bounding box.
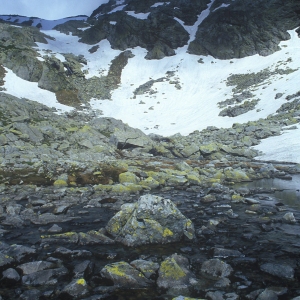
[105,194,195,246]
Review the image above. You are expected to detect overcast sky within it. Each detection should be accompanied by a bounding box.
[1,0,109,20]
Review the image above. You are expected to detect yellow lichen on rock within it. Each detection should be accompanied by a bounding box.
[163,228,174,237]
[53,179,68,187]
[76,278,86,285]
[160,258,186,280]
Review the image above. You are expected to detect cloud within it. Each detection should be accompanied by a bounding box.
[0,0,109,19]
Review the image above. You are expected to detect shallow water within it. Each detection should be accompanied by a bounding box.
[234,174,300,209]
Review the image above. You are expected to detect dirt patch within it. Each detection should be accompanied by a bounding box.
[55,89,81,108]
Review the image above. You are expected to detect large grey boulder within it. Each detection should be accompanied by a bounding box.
[90,117,155,149]
[106,194,195,246]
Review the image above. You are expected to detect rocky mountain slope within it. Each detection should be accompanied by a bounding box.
[1,1,300,299]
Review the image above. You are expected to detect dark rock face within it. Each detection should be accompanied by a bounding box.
[80,11,189,59]
[188,0,300,59]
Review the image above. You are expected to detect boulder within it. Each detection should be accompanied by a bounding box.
[2,268,20,285]
[22,267,69,286]
[17,261,56,275]
[90,117,155,149]
[100,261,152,288]
[157,254,197,291]
[130,259,159,280]
[201,259,233,278]
[61,278,88,298]
[260,263,294,279]
[106,194,195,246]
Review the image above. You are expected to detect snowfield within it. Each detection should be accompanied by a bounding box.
[1,5,300,163]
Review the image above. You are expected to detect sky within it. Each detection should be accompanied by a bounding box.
[0,0,109,20]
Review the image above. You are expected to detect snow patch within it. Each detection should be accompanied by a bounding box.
[126,11,150,20]
[151,2,170,8]
[2,68,73,113]
[253,127,300,163]
[213,3,230,11]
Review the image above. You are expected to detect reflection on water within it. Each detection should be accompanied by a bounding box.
[235,174,300,209]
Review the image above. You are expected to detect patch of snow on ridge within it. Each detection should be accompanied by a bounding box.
[213,3,230,11]
[2,68,73,114]
[253,127,300,163]
[90,27,300,141]
[35,30,121,79]
[108,5,127,14]
[0,15,88,30]
[126,11,150,20]
[151,2,170,8]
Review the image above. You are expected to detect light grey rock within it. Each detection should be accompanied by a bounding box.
[282,212,297,224]
[2,268,20,284]
[201,259,233,278]
[260,262,294,279]
[257,289,278,300]
[106,194,195,246]
[18,261,56,275]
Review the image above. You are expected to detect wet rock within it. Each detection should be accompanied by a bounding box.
[0,253,14,271]
[205,291,225,300]
[100,261,152,288]
[256,289,278,300]
[213,248,243,258]
[282,212,297,224]
[30,213,77,225]
[1,268,20,285]
[172,297,203,300]
[5,244,36,263]
[73,260,94,278]
[78,231,115,245]
[54,247,92,259]
[201,259,233,278]
[106,194,194,246]
[130,259,159,280]
[48,224,63,233]
[214,277,231,288]
[41,231,79,244]
[22,266,68,286]
[19,289,41,300]
[201,194,217,203]
[17,261,56,275]
[61,278,88,298]
[260,262,294,279]
[157,254,197,295]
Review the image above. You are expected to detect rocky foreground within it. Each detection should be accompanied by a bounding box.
[0,90,300,299]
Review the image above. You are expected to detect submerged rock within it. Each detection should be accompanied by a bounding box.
[105,194,195,246]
